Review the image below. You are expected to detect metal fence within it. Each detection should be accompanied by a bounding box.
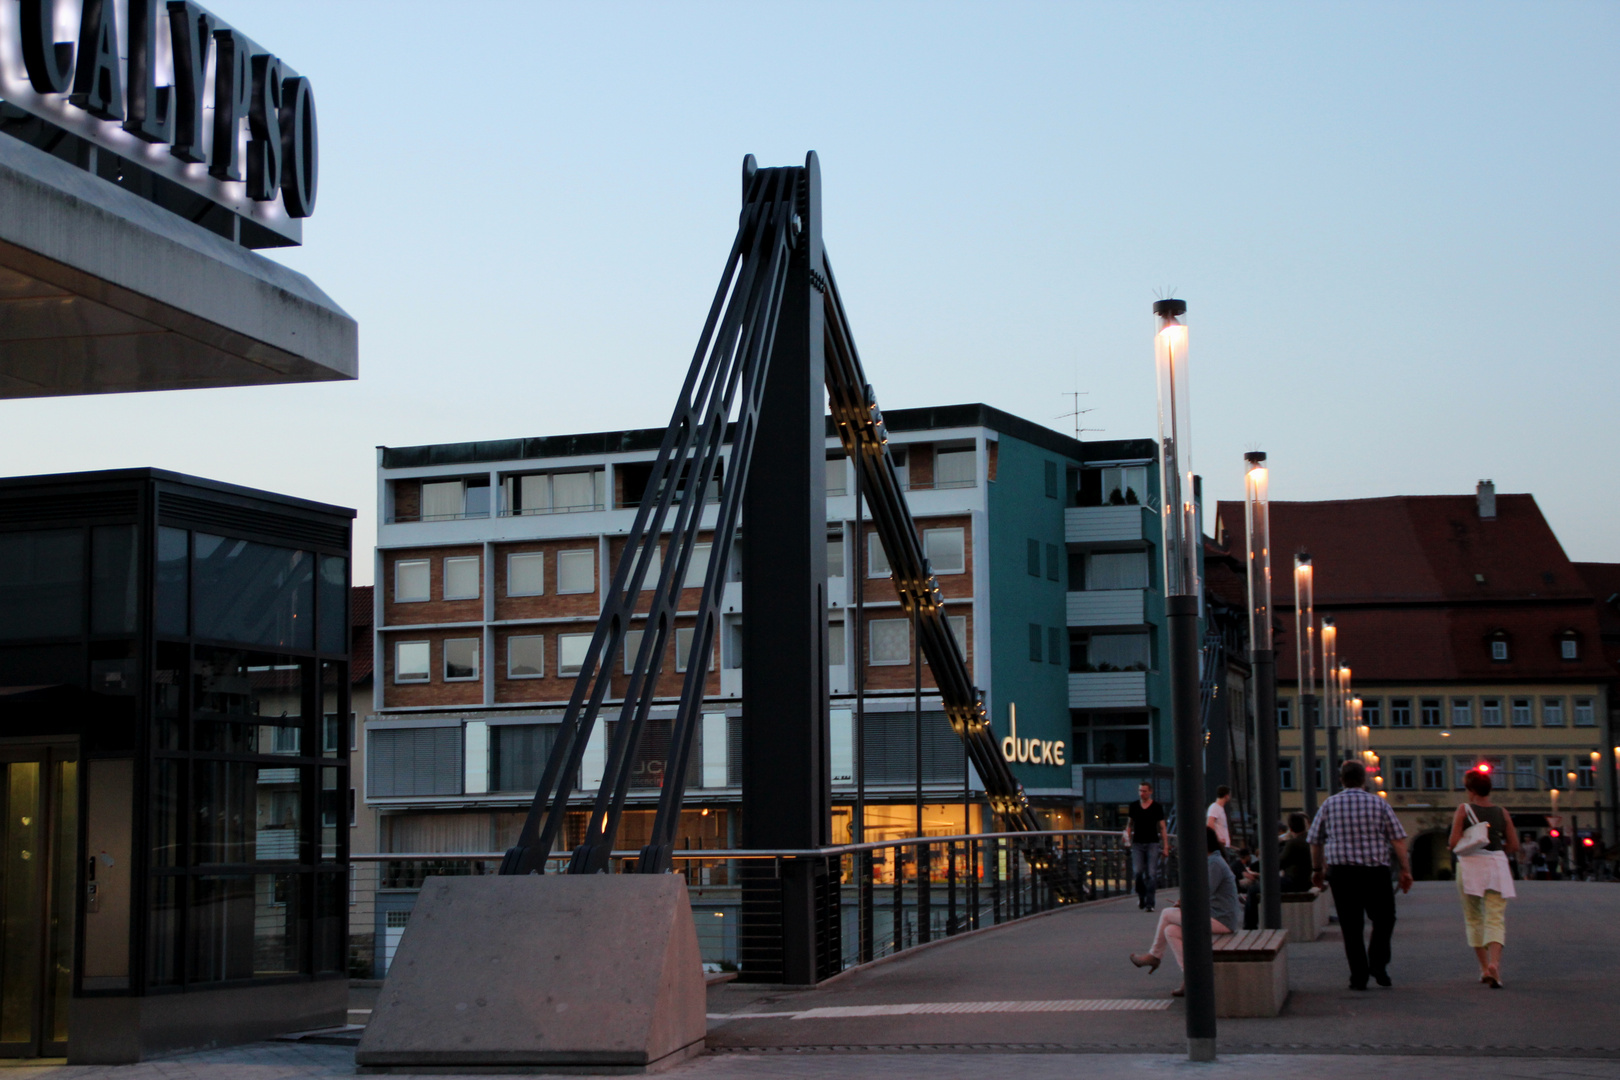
[347,830,1179,980]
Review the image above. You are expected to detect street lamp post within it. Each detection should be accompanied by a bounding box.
[1244,452,1281,930]
[1154,298,1216,1061]
[1295,556,1317,816]
[1322,617,1338,794]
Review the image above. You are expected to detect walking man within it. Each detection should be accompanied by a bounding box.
[1308,759,1414,990]
[1206,785,1233,849]
[1125,781,1170,912]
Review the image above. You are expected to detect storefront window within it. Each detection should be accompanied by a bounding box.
[193,534,313,650]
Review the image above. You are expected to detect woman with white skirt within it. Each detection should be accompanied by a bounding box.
[1449,767,1519,988]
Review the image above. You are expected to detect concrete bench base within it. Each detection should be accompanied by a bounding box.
[1212,930,1289,1018]
[1281,890,1331,942]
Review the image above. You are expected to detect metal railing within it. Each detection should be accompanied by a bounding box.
[346,830,1178,981]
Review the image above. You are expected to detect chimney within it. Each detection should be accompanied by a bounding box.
[1477,480,1496,520]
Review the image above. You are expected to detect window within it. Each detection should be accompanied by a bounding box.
[1313,758,1325,792]
[349,789,357,827]
[1044,460,1059,499]
[674,626,715,673]
[1080,633,1150,672]
[948,615,967,655]
[368,727,462,797]
[622,629,645,674]
[888,447,909,489]
[867,533,890,578]
[395,641,430,683]
[1513,756,1537,790]
[1420,698,1442,727]
[1491,638,1509,662]
[1450,698,1473,727]
[924,529,966,574]
[1391,757,1415,790]
[935,448,975,489]
[1046,543,1060,582]
[507,552,544,596]
[1389,698,1412,728]
[504,470,605,515]
[827,536,845,578]
[1028,623,1043,663]
[1454,758,1476,789]
[557,633,591,677]
[443,638,479,681]
[1542,698,1564,726]
[1027,539,1041,577]
[557,550,595,594]
[1575,698,1596,726]
[1277,698,1292,728]
[829,622,845,665]
[1362,698,1382,727]
[1422,757,1447,790]
[490,723,560,793]
[422,480,462,520]
[1481,698,1503,726]
[1102,466,1147,506]
[1578,761,1596,790]
[1560,636,1579,660]
[395,559,429,603]
[1544,756,1566,791]
[1278,757,1295,790]
[443,556,480,600]
[1048,627,1064,666]
[869,619,909,665]
[1511,698,1533,726]
[507,635,544,678]
[825,456,847,496]
[637,545,662,590]
[1086,551,1149,590]
[683,544,712,589]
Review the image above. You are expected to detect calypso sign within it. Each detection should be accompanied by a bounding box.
[1,0,318,243]
[1000,703,1065,767]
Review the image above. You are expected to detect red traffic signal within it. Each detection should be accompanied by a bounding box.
[1549,829,1561,838]
[1583,837,1596,848]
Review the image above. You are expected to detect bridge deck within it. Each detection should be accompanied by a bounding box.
[706,881,1620,1056]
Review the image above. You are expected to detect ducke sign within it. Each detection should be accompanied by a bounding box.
[1,0,317,244]
[1000,703,1066,767]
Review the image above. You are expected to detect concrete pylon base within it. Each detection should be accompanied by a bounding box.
[355,874,707,1074]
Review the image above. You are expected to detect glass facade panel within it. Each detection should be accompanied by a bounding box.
[318,555,348,655]
[194,534,313,650]
[314,873,345,974]
[491,724,559,792]
[155,527,189,636]
[0,530,84,640]
[152,759,182,867]
[92,525,138,634]
[320,767,341,861]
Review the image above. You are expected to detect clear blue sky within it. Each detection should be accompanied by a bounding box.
[4,1,1616,583]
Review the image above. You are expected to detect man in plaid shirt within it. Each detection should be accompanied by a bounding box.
[1308,759,1414,990]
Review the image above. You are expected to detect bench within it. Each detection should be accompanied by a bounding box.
[1211,929,1289,1017]
[1280,889,1330,942]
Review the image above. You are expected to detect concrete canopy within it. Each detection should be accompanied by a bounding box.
[0,133,356,398]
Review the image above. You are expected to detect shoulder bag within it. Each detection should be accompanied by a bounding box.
[1452,804,1492,857]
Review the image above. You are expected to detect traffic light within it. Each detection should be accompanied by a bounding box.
[1549,828,1561,839]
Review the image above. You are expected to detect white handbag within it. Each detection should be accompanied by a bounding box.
[1452,804,1492,857]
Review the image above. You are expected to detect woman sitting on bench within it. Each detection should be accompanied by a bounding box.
[1129,826,1240,996]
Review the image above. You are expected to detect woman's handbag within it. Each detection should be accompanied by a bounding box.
[1452,804,1492,857]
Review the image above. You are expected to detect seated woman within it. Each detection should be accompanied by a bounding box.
[1129,826,1239,996]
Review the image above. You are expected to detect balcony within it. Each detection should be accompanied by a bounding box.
[1067,589,1145,628]
[1069,671,1147,709]
[1065,505,1149,545]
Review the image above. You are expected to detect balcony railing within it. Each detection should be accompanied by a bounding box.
[1069,670,1149,709]
[1067,589,1146,627]
[1065,505,1149,545]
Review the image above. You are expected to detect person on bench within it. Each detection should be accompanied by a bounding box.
[1129,827,1239,996]
[1244,813,1314,929]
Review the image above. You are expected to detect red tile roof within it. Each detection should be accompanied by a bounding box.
[1212,495,1609,684]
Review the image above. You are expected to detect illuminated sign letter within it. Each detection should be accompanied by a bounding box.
[279,76,318,217]
[208,28,252,181]
[167,1,214,163]
[20,0,74,94]
[246,54,283,202]
[70,0,124,121]
[124,0,175,143]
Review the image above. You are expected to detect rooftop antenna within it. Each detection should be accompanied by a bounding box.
[1056,388,1101,442]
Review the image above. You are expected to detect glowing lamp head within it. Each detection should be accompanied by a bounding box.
[1477,761,1491,774]
[1584,837,1596,848]
[1549,828,1560,838]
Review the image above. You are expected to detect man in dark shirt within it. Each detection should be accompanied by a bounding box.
[1125,782,1170,912]
[1280,813,1313,891]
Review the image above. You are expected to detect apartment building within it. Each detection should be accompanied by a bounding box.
[1215,485,1616,877]
[364,404,1185,862]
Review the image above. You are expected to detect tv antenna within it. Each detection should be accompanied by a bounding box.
[1056,390,1101,442]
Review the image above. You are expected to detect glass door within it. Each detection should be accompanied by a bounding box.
[0,747,78,1058]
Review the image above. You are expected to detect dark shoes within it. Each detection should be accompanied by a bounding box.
[1349,982,1368,991]
[1372,969,1392,987]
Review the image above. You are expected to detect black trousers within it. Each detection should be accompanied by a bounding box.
[1327,864,1396,986]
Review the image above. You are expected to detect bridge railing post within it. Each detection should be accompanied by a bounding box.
[892,849,904,954]
[917,841,931,944]
[859,850,874,964]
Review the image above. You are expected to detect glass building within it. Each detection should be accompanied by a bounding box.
[0,470,352,1062]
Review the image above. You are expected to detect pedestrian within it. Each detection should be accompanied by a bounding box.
[1206,785,1233,849]
[1243,812,1313,929]
[1449,767,1518,989]
[1308,759,1414,991]
[1129,826,1239,997]
[1124,781,1170,912]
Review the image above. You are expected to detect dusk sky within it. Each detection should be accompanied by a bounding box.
[3,1,1615,583]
